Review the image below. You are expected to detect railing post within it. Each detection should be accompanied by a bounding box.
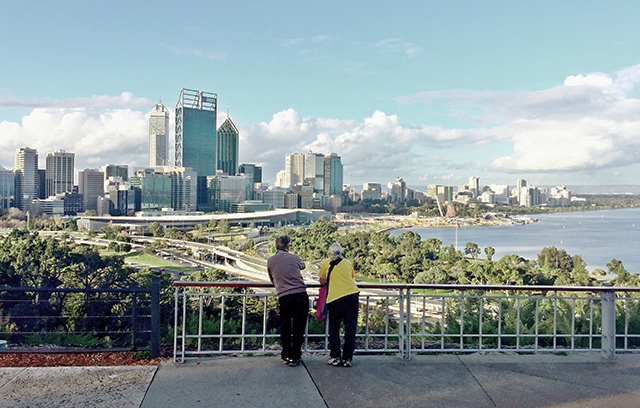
[131,293,138,351]
[151,277,160,358]
[601,290,616,359]
[403,288,412,360]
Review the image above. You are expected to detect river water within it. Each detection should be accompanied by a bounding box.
[390,207,640,273]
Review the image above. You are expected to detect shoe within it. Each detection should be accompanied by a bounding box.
[281,357,291,365]
[327,357,342,366]
[342,359,352,368]
[288,359,301,367]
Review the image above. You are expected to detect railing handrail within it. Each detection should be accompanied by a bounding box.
[0,286,152,294]
[172,280,640,293]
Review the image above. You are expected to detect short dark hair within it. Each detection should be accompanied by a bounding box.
[275,235,291,251]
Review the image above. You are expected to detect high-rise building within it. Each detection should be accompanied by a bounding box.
[388,177,406,202]
[175,89,217,208]
[285,153,305,188]
[100,164,128,181]
[323,153,343,196]
[469,177,480,198]
[14,147,39,211]
[305,152,325,193]
[217,116,239,176]
[149,101,170,167]
[130,168,172,211]
[174,89,215,195]
[0,166,14,210]
[45,150,75,197]
[78,169,105,211]
[238,163,262,184]
[362,183,382,200]
[206,174,252,212]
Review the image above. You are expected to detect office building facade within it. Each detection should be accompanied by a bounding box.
[15,147,39,211]
[216,116,239,176]
[149,101,170,167]
[0,166,14,210]
[175,88,217,209]
[305,152,325,193]
[323,153,343,196]
[45,150,75,197]
[78,169,105,212]
[238,163,262,184]
[285,153,305,188]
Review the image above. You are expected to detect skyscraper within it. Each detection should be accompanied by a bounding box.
[45,150,75,197]
[175,88,217,208]
[285,153,305,188]
[0,165,14,210]
[323,153,343,196]
[175,88,217,176]
[15,147,38,211]
[216,116,239,176]
[149,101,170,167]
[305,152,325,193]
[238,163,262,184]
[78,169,105,211]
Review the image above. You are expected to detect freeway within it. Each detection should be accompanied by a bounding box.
[11,230,443,318]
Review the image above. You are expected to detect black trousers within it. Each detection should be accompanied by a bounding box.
[327,293,359,360]
[278,291,309,360]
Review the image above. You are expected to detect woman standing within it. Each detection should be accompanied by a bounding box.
[318,242,360,367]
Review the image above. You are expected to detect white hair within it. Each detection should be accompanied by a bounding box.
[328,242,343,261]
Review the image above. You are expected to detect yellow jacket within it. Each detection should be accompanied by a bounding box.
[318,258,359,303]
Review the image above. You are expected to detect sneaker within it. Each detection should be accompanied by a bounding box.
[281,357,291,365]
[288,359,301,367]
[342,359,352,368]
[327,357,342,366]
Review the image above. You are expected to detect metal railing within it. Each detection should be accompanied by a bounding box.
[173,281,640,362]
[0,278,160,356]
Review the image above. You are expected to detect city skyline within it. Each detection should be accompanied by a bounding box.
[2,2,640,188]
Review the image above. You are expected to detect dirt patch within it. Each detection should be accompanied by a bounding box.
[0,351,164,367]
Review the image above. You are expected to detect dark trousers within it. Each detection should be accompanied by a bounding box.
[278,291,309,360]
[327,293,359,360]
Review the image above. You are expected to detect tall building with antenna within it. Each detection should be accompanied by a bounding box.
[149,101,169,167]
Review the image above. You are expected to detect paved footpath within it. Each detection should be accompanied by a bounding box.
[2,353,640,407]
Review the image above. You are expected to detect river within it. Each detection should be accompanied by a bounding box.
[390,207,640,273]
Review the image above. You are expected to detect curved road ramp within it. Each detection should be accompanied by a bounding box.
[3,353,640,407]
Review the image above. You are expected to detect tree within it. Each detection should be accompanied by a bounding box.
[484,246,495,261]
[149,222,164,237]
[464,242,480,259]
[218,219,230,233]
[609,259,639,286]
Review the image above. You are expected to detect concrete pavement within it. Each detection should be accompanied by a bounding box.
[2,352,640,407]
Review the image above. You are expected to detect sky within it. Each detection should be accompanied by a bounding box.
[2,1,640,190]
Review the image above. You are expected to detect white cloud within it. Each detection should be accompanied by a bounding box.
[0,108,148,174]
[240,109,479,185]
[395,63,640,177]
[376,38,422,57]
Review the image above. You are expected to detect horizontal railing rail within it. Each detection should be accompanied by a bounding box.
[173,281,640,362]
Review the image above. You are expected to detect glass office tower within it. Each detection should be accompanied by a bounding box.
[175,89,217,209]
[216,116,239,176]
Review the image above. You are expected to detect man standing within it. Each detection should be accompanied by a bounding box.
[267,235,309,367]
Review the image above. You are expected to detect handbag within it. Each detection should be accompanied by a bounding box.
[315,259,341,322]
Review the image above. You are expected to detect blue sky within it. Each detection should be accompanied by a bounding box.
[2,1,640,189]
